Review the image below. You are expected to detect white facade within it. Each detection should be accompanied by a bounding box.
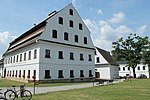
[3,4,95,82]
[95,47,119,80]
[118,62,150,78]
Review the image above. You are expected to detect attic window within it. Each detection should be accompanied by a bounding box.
[96,57,100,63]
[79,23,82,30]
[69,9,73,15]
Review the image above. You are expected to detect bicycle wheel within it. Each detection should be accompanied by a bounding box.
[4,90,16,100]
[21,90,32,100]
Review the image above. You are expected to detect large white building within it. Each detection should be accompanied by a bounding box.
[95,47,119,80]
[2,4,95,83]
[118,61,150,78]
[0,59,3,78]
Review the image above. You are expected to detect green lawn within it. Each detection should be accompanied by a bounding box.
[0,79,90,87]
[32,79,150,100]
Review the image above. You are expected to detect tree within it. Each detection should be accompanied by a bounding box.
[112,34,149,78]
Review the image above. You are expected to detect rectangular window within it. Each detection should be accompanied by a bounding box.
[45,49,50,58]
[119,67,120,71]
[34,49,37,59]
[138,66,140,70]
[70,70,74,78]
[74,35,78,43]
[33,70,36,79]
[84,37,87,44]
[59,17,63,25]
[27,70,30,78]
[58,51,63,59]
[69,9,73,15]
[80,70,84,77]
[96,57,100,63]
[70,52,74,60]
[80,53,84,61]
[45,70,51,78]
[128,67,130,70]
[64,32,69,41]
[69,20,73,28]
[24,52,26,61]
[28,51,31,60]
[10,57,12,63]
[23,70,25,78]
[88,54,92,61]
[19,70,21,77]
[123,67,125,71]
[79,23,82,30]
[16,55,19,62]
[52,30,57,38]
[89,70,93,77]
[20,54,22,62]
[13,56,15,63]
[143,66,146,70]
[58,70,64,78]
[15,70,17,77]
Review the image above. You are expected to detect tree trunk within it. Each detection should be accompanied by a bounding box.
[132,67,136,78]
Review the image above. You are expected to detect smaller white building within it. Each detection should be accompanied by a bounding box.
[95,47,119,80]
[118,61,150,78]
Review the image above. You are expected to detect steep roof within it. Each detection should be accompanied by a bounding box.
[96,47,119,66]
[3,10,57,56]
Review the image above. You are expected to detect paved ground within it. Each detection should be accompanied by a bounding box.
[0,79,125,96]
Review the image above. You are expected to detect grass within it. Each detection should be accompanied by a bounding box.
[32,79,150,100]
[0,79,90,87]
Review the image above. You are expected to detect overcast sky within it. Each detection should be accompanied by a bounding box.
[0,0,150,59]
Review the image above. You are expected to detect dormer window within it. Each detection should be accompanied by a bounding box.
[59,17,63,25]
[69,9,73,15]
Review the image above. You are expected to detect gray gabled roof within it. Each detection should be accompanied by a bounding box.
[96,47,119,66]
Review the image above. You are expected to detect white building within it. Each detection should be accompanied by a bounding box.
[118,61,150,78]
[95,47,119,80]
[2,4,95,83]
[0,59,3,77]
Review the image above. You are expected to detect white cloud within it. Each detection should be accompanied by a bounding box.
[84,18,147,52]
[72,0,77,6]
[109,12,125,24]
[137,25,147,34]
[97,9,103,15]
[0,31,16,59]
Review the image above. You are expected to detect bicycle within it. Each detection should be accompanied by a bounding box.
[0,89,7,100]
[4,84,32,100]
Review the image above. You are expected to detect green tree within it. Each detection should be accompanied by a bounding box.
[112,34,149,78]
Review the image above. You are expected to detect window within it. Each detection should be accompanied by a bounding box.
[58,70,64,78]
[12,70,14,77]
[123,67,125,71]
[24,52,26,61]
[52,30,57,38]
[88,54,92,61]
[33,70,36,79]
[10,57,12,63]
[69,20,73,28]
[128,67,130,70]
[79,23,82,30]
[138,66,140,70]
[80,54,84,61]
[84,37,87,44]
[19,70,21,77]
[119,67,120,71]
[70,52,74,60]
[34,49,37,59]
[20,54,22,62]
[28,51,31,60]
[74,35,78,43]
[13,56,15,63]
[27,70,30,78]
[23,70,25,78]
[69,9,73,15]
[96,57,100,63]
[58,51,63,59]
[45,49,50,58]
[95,51,97,55]
[80,70,84,77]
[16,55,19,62]
[45,70,51,78]
[89,70,93,77]
[143,66,146,70]
[70,70,74,78]
[64,32,69,41]
[15,70,17,77]
[59,17,63,25]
